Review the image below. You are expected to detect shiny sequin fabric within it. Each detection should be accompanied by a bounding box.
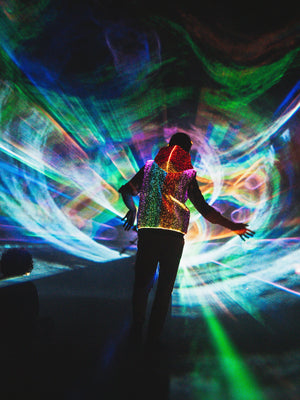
[137,146,196,234]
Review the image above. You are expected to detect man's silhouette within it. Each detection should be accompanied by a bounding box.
[119,132,254,346]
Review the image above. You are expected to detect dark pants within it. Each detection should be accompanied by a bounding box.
[132,229,184,342]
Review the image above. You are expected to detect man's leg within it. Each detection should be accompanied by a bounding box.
[146,233,184,345]
[131,230,159,341]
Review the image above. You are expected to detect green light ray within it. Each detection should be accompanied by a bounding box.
[201,304,267,400]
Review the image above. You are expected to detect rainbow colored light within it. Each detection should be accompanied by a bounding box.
[0,3,299,313]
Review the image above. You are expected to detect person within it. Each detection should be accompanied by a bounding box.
[0,248,39,392]
[0,247,33,278]
[118,132,254,347]
[0,248,38,346]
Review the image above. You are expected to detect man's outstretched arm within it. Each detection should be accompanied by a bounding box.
[188,177,255,241]
[118,166,144,231]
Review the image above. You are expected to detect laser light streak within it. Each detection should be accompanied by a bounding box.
[0,80,299,307]
[0,7,299,313]
[201,305,266,400]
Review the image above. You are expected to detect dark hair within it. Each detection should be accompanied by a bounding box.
[0,248,33,277]
[169,132,192,152]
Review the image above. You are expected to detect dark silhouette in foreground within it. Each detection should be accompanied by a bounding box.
[0,248,39,391]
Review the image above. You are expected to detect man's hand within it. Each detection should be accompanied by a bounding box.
[122,209,136,231]
[232,223,255,241]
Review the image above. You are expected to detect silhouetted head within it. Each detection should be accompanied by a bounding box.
[169,132,192,153]
[0,248,33,277]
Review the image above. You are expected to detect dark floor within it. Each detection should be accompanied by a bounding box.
[0,247,299,400]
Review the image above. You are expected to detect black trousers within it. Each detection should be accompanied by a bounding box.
[132,228,184,341]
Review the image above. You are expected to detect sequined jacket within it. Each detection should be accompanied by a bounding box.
[138,146,196,234]
[119,145,224,235]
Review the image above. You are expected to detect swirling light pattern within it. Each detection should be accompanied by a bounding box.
[0,2,299,314]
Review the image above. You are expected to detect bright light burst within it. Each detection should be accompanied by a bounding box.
[0,2,299,313]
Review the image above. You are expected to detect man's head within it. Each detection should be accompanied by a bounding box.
[169,132,192,153]
[0,248,33,277]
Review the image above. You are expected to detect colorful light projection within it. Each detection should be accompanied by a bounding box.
[0,3,299,312]
[192,304,267,400]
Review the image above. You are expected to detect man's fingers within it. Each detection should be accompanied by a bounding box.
[123,219,133,231]
[244,231,255,238]
[124,224,131,231]
[239,229,255,240]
